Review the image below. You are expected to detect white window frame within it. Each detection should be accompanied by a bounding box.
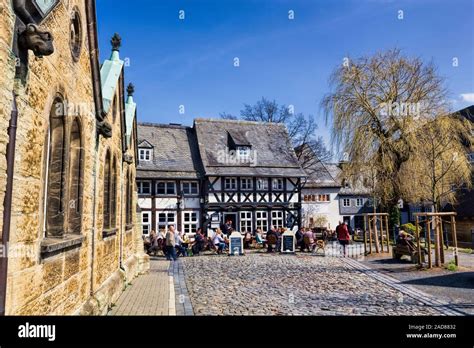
[182,181,199,195]
[157,212,176,233]
[342,198,351,207]
[240,211,253,233]
[256,178,268,191]
[271,211,284,229]
[256,211,268,232]
[356,198,364,207]
[156,181,176,195]
[241,178,253,191]
[141,211,151,236]
[137,180,151,195]
[224,177,237,191]
[272,178,284,191]
[237,146,251,160]
[183,211,199,234]
[139,148,152,162]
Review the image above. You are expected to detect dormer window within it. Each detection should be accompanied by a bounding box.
[139,149,152,162]
[237,146,251,159]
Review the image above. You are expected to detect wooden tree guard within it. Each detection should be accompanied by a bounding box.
[414,212,458,268]
[363,213,390,255]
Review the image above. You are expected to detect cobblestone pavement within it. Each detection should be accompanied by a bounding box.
[358,253,474,315]
[181,253,448,316]
[109,259,171,315]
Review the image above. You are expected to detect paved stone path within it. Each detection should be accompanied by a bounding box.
[181,253,449,316]
[358,252,474,315]
[109,259,171,315]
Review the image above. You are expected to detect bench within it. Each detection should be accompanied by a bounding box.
[392,244,426,263]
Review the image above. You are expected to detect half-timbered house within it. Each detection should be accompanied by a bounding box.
[136,119,306,235]
[136,123,204,236]
[194,119,307,234]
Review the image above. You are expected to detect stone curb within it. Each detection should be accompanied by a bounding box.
[341,258,466,316]
[168,259,195,316]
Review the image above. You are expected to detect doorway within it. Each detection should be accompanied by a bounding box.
[223,213,238,234]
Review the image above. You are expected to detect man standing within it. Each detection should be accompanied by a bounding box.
[222,219,233,237]
[165,225,177,261]
[337,221,350,257]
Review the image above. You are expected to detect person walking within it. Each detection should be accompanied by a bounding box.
[336,221,350,257]
[165,225,177,261]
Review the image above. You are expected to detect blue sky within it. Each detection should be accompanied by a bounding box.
[96,0,474,147]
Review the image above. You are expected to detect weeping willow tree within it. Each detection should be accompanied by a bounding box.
[400,115,472,212]
[322,49,452,207]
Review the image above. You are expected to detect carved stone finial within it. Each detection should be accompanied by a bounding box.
[127,83,135,97]
[111,33,121,51]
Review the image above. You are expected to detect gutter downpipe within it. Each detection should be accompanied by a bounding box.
[90,134,98,298]
[119,159,124,271]
[0,92,19,316]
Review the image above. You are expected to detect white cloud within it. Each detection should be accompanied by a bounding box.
[460,93,474,103]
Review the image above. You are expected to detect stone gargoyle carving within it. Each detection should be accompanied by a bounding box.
[18,23,54,58]
[97,120,113,138]
[123,154,134,164]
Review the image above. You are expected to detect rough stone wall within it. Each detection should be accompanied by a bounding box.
[93,85,122,293]
[1,0,148,315]
[4,0,96,315]
[0,0,16,239]
[121,123,148,281]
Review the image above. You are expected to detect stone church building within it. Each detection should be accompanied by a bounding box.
[0,0,148,315]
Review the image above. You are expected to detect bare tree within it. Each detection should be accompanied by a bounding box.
[221,97,332,168]
[322,48,452,206]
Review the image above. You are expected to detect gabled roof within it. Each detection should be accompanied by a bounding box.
[455,105,474,123]
[194,119,306,177]
[137,123,202,179]
[138,139,153,149]
[304,162,342,188]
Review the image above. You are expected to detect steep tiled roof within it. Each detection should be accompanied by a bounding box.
[137,123,202,179]
[304,162,342,188]
[194,119,306,177]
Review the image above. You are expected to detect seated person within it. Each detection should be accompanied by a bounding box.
[303,229,315,252]
[266,226,278,252]
[296,228,305,251]
[255,228,266,246]
[243,232,253,249]
[147,230,160,255]
[175,230,187,257]
[397,230,416,251]
[213,229,227,254]
[192,229,206,255]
